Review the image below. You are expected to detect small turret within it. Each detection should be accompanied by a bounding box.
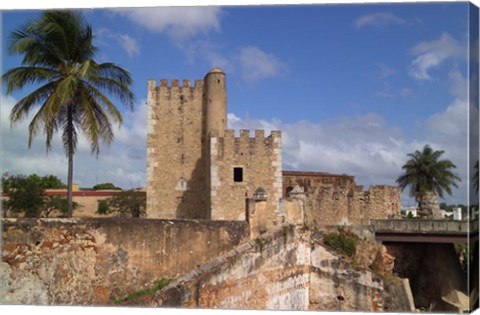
[204,67,227,137]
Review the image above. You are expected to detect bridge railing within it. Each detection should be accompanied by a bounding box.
[370,219,479,234]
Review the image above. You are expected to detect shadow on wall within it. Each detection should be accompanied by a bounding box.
[175,157,209,219]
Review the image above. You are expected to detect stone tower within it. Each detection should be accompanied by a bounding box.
[146,68,282,227]
[204,68,227,137]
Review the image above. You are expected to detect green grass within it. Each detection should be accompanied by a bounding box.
[323,231,358,257]
[113,278,172,304]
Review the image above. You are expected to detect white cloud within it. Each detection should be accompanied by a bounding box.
[181,43,287,85]
[235,46,288,84]
[375,82,412,99]
[409,32,465,80]
[227,72,470,205]
[376,62,396,78]
[113,7,222,40]
[355,12,406,29]
[96,28,140,58]
[117,34,140,58]
[2,95,147,190]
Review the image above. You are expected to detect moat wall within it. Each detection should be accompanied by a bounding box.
[1,218,248,305]
[144,225,385,311]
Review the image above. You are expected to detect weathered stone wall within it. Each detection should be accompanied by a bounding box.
[146,78,207,219]
[210,129,283,231]
[366,185,402,219]
[282,172,401,226]
[1,218,249,305]
[142,225,384,312]
[146,69,281,226]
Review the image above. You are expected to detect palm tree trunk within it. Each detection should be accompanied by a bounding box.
[416,191,442,219]
[66,105,74,218]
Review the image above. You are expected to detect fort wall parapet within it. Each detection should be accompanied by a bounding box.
[1,218,249,305]
[282,171,400,226]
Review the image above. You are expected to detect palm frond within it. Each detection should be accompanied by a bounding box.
[396,145,461,198]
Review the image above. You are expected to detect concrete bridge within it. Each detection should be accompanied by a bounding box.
[370,219,479,312]
[370,219,479,243]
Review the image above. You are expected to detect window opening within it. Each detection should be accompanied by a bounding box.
[233,167,243,182]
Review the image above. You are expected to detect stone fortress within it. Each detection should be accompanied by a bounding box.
[5,68,471,312]
[146,68,401,236]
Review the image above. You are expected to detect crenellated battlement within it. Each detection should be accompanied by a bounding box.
[149,79,204,90]
[212,129,282,159]
[147,79,204,103]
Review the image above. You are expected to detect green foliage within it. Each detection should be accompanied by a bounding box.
[396,145,461,199]
[96,190,146,218]
[454,243,474,264]
[93,182,121,190]
[3,175,45,217]
[3,174,75,217]
[42,195,79,218]
[114,278,172,304]
[40,175,66,189]
[323,231,358,257]
[97,200,110,215]
[3,10,135,217]
[405,212,416,220]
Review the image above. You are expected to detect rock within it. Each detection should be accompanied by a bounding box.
[371,245,394,275]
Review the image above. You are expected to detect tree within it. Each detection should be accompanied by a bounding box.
[93,182,121,190]
[40,175,66,189]
[97,190,146,218]
[42,195,79,218]
[396,145,461,218]
[3,175,45,217]
[2,10,134,218]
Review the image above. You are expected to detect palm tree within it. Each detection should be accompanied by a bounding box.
[396,145,461,218]
[2,10,134,217]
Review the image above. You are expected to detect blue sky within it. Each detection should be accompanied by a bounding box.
[1,1,478,206]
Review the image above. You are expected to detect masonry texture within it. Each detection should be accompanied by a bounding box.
[146,68,283,235]
[1,218,248,305]
[133,225,387,311]
[146,69,399,235]
[282,171,401,226]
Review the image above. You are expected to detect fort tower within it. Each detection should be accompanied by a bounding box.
[146,68,282,227]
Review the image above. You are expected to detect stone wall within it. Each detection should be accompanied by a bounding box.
[210,130,283,230]
[140,225,384,312]
[1,218,249,305]
[146,78,207,219]
[146,69,281,225]
[282,171,400,226]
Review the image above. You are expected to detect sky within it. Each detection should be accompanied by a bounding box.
[1,0,479,206]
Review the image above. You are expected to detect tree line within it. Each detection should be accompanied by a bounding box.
[1,174,144,218]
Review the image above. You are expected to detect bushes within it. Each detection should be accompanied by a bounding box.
[96,190,146,218]
[323,231,358,257]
